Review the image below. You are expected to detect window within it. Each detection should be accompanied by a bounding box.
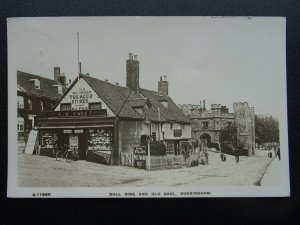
[17,96,24,108]
[30,79,40,90]
[203,121,209,129]
[27,98,32,110]
[88,102,102,110]
[40,100,44,111]
[17,116,24,131]
[60,103,71,111]
[166,141,175,155]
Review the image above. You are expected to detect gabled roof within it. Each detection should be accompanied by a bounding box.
[81,75,190,123]
[17,71,67,100]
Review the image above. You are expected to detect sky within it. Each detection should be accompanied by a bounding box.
[8,17,286,115]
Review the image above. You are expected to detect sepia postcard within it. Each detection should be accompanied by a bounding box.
[7,17,290,197]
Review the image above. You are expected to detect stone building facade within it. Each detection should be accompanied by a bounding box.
[178,101,255,156]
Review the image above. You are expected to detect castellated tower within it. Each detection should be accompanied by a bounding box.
[126,53,140,93]
[233,102,255,156]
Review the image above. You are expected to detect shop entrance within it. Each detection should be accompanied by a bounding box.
[66,130,88,160]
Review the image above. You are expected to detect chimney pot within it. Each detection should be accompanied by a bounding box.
[134,55,137,61]
[129,53,133,59]
[116,82,119,86]
[105,79,108,82]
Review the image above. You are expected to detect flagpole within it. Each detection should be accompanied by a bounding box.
[77,32,80,82]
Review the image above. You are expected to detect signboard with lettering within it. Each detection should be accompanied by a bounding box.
[134,146,146,169]
[24,130,38,154]
[40,109,107,118]
[70,88,93,110]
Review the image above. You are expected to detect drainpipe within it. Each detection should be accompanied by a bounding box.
[112,116,119,165]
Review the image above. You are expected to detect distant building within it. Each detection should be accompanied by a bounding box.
[38,53,191,164]
[17,68,67,141]
[178,101,255,156]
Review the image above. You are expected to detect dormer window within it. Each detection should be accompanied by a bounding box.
[29,79,41,90]
[53,84,63,95]
[133,107,143,115]
[159,99,168,108]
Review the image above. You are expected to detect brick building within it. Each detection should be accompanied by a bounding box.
[17,69,67,141]
[38,53,191,164]
[178,101,255,156]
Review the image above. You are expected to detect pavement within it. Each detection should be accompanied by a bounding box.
[260,156,281,186]
[18,149,274,187]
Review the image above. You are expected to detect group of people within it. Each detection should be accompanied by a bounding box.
[220,150,240,164]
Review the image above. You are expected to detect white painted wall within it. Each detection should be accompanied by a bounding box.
[162,122,191,140]
[54,77,115,117]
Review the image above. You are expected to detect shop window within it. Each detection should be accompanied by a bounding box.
[41,132,58,148]
[17,96,24,109]
[166,141,175,155]
[27,98,33,110]
[88,128,113,151]
[60,103,71,111]
[88,102,102,110]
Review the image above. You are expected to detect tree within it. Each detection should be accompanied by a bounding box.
[219,122,238,154]
[255,115,279,144]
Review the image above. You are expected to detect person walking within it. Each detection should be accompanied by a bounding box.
[235,149,239,164]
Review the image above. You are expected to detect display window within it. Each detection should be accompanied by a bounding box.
[87,128,113,152]
[41,131,58,148]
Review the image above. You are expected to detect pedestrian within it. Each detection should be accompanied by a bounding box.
[235,150,239,164]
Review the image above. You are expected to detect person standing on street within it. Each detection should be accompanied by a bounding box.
[235,149,239,164]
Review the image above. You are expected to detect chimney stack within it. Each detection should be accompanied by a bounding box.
[203,99,206,110]
[105,79,108,82]
[126,52,140,93]
[54,67,60,82]
[158,75,169,96]
[116,82,119,86]
[59,73,66,87]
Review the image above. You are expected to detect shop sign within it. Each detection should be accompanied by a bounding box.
[63,130,72,133]
[70,88,93,110]
[74,129,83,133]
[134,146,146,169]
[41,109,107,118]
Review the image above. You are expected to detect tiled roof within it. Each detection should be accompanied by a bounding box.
[140,89,190,123]
[82,75,143,119]
[82,75,190,123]
[17,71,67,99]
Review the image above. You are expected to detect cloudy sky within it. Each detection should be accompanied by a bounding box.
[8,17,286,115]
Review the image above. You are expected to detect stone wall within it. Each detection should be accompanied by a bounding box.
[233,102,255,156]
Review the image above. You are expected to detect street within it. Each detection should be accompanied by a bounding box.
[17,149,277,187]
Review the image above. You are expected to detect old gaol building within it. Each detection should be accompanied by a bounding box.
[38,53,191,164]
[178,101,255,156]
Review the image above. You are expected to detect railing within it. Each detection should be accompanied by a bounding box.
[120,152,200,170]
[149,155,185,170]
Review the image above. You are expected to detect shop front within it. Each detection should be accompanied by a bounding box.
[38,109,115,164]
